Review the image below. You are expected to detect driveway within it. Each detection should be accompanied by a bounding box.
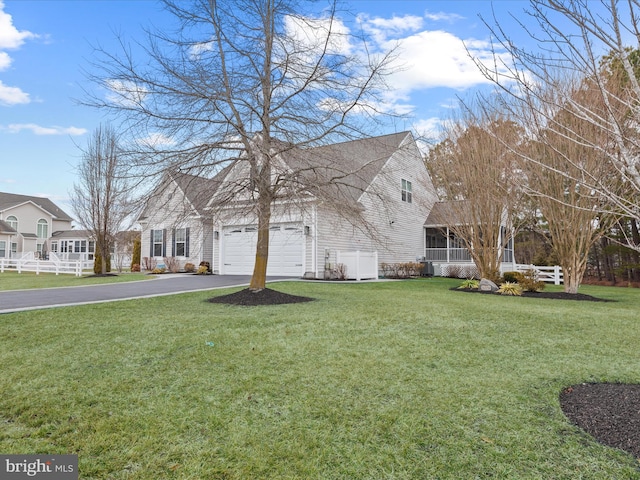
[0,274,295,314]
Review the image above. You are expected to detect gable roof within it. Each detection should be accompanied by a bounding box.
[0,192,73,222]
[287,131,413,203]
[0,219,17,234]
[138,170,225,221]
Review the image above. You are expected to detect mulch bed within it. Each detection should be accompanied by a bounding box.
[560,383,640,459]
[453,288,612,302]
[207,287,314,306]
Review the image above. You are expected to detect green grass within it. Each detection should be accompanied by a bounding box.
[0,271,150,290]
[0,278,639,479]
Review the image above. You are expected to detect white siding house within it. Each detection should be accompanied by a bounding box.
[140,132,439,278]
[0,192,74,259]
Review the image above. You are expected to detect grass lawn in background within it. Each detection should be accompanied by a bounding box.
[0,278,639,479]
[0,271,151,290]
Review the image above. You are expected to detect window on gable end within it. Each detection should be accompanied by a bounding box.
[401,179,412,203]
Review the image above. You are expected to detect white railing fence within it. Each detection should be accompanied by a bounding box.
[434,262,563,285]
[508,264,563,285]
[336,251,378,280]
[0,251,91,276]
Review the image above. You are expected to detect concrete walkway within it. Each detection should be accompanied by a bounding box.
[0,274,295,314]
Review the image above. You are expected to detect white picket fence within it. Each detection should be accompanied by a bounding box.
[0,252,91,277]
[336,250,378,280]
[513,264,563,285]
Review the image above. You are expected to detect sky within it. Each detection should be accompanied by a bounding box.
[0,0,534,212]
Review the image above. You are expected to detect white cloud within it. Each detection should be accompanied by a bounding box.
[0,80,29,105]
[105,79,148,108]
[2,123,87,135]
[0,1,38,106]
[423,10,464,23]
[0,1,37,51]
[284,14,353,56]
[136,132,176,148]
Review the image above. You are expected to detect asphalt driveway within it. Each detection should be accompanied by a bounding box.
[0,274,295,314]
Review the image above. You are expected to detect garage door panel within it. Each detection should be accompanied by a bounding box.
[222,224,303,276]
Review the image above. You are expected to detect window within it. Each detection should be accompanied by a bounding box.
[151,229,165,257]
[50,241,58,253]
[401,179,412,203]
[37,219,48,238]
[173,228,190,257]
[6,215,17,231]
[10,242,17,255]
[0,241,5,258]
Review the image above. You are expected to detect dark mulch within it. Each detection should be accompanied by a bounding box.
[207,287,314,306]
[453,288,612,302]
[85,273,119,278]
[560,383,640,458]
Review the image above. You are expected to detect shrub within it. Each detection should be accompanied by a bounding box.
[333,263,348,280]
[458,279,479,290]
[184,262,196,273]
[152,266,167,274]
[197,265,209,275]
[131,263,141,272]
[199,261,211,273]
[142,257,157,271]
[164,256,180,273]
[93,249,111,274]
[518,268,546,292]
[497,282,523,296]
[131,236,141,271]
[502,271,520,283]
[381,262,424,279]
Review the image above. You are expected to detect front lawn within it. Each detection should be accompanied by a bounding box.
[0,278,639,479]
[0,271,150,290]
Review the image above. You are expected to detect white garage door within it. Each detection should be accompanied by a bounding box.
[222,224,304,276]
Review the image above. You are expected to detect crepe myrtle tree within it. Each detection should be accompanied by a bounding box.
[427,101,523,282]
[70,125,134,274]
[473,0,640,252]
[83,0,399,291]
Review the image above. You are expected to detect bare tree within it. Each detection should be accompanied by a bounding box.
[474,0,640,253]
[70,125,133,275]
[83,0,398,291]
[427,102,522,281]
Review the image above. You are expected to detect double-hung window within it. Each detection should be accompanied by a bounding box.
[173,228,190,257]
[401,179,412,203]
[151,229,165,257]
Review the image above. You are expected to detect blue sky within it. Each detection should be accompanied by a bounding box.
[0,0,531,209]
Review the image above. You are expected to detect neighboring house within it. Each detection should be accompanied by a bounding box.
[0,192,74,259]
[139,131,439,277]
[51,229,139,269]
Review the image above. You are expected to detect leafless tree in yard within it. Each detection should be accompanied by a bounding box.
[83,0,399,291]
[473,0,640,253]
[427,102,523,281]
[70,125,134,274]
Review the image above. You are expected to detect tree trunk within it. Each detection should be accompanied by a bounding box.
[249,194,272,292]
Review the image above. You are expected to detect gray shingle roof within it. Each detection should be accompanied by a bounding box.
[0,219,17,234]
[0,192,73,222]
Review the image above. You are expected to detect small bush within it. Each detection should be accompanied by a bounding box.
[497,282,523,296]
[164,256,180,273]
[131,263,141,272]
[199,261,212,273]
[381,262,423,279]
[152,266,166,274]
[458,279,479,290]
[142,257,157,271]
[518,269,546,292]
[502,271,520,283]
[333,263,348,280]
[197,265,209,275]
[184,262,196,273]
